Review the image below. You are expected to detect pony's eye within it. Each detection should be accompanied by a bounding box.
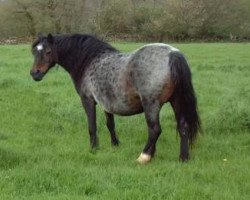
[46,50,52,55]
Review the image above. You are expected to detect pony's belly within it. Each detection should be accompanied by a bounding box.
[108,106,143,116]
[97,96,143,116]
[114,99,143,116]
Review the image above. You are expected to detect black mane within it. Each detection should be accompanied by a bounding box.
[57,34,118,83]
[33,34,119,84]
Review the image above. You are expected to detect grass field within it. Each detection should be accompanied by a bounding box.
[0,42,249,200]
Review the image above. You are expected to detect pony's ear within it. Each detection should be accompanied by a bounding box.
[47,33,54,44]
[37,32,43,39]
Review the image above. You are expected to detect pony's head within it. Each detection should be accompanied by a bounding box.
[30,33,56,81]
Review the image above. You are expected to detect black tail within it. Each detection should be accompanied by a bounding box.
[169,51,201,145]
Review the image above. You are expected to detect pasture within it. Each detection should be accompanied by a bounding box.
[0,42,249,199]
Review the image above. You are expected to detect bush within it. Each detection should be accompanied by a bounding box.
[90,0,134,38]
[0,0,249,41]
[90,0,250,41]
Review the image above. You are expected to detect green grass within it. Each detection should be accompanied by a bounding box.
[0,42,250,200]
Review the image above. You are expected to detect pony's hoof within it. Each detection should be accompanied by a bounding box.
[179,155,189,162]
[90,148,98,154]
[136,153,151,164]
[112,139,120,146]
[90,145,99,154]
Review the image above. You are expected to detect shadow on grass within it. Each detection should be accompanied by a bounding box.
[0,133,9,140]
[0,147,25,169]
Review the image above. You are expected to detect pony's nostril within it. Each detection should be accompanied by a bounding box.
[30,69,40,75]
[30,70,44,81]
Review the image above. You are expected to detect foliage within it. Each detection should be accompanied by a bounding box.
[0,0,250,41]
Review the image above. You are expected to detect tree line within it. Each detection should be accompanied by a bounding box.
[0,0,249,41]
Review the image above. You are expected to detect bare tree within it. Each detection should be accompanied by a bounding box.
[12,0,36,36]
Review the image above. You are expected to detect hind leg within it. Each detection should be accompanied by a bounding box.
[137,99,162,164]
[105,112,119,146]
[170,97,189,161]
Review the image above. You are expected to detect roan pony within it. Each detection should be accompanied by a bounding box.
[30,34,201,163]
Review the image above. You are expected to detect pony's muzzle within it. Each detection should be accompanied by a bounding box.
[30,69,45,81]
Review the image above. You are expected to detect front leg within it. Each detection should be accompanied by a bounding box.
[105,112,119,146]
[81,97,98,149]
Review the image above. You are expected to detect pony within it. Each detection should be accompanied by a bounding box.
[30,33,201,163]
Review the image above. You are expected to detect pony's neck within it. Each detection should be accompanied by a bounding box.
[53,34,118,85]
[54,39,77,74]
